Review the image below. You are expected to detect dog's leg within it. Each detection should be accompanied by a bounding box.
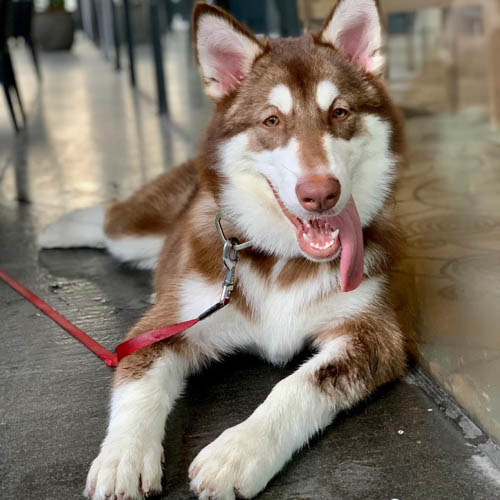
[38,161,199,269]
[84,306,196,500]
[84,353,186,500]
[189,310,406,500]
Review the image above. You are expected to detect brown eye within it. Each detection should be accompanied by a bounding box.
[332,107,349,120]
[264,115,280,127]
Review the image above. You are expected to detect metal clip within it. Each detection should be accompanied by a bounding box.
[220,238,239,304]
[215,212,253,305]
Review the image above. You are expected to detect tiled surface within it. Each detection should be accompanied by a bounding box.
[385,3,500,442]
[1,25,500,500]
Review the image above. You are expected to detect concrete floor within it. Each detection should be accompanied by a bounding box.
[1,37,500,500]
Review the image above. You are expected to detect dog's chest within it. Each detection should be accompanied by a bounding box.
[233,261,337,363]
[178,260,380,365]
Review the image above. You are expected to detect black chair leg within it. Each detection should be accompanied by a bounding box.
[2,81,20,132]
[4,51,26,123]
[27,39,42,80]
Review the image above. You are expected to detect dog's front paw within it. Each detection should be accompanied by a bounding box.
[189,422,278,500]
[84,438,163,500]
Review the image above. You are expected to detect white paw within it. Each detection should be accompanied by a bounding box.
[38,205,104,249]
[189,422,278,500]
[84,438,163,500]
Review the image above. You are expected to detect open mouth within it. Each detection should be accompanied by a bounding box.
[267,181,365,292]
[291,214,342,260]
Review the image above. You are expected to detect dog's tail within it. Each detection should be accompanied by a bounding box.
[38,160,199,269]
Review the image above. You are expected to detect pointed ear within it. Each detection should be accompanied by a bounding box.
[193,3,265,101]
[319,0,385,75]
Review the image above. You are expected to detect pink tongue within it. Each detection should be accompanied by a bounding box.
[335,197,364,292]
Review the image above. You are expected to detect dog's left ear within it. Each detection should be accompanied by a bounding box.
[319,0,385,75]
[193,3,265,101]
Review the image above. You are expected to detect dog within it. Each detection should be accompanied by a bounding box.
[38,1,408,498]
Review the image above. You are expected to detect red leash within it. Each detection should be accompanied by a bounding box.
[0,268,229,367]
[0,269,119,366]
[0,216,248,367]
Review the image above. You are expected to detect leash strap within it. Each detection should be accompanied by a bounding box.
[0,269,230,368]
[114,300,229,363]
[0,215,250,368]
[0,269,119,366]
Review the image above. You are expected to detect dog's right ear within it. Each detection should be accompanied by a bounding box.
[193,3,265,101]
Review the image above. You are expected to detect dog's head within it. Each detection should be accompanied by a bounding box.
[194,0,404,291]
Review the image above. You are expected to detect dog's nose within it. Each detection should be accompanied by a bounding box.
[295,175,341,213]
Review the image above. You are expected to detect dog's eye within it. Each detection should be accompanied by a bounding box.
[263,115,280,127]
[332,107,349,120]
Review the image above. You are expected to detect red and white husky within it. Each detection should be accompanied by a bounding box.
[39,1,408,498]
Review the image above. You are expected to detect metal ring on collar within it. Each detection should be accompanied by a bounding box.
[215,212,253,251]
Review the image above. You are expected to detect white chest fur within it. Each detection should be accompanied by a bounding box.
[178,260,384,365]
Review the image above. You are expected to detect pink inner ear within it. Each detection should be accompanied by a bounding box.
[210,47,247,93]
[337,18,372,69]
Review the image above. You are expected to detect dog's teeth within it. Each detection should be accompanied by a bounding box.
[311,241,332,250]
[331,229,339,239]
[309,236,337,251]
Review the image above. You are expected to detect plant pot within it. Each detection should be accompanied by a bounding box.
[33,10,75,51]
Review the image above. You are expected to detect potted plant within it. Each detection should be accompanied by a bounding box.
[33,0,75,51]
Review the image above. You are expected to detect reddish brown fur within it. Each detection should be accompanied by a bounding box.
[199,33,405,204]
[314,306,406,399]
[104,161,199,238]
[106,1,410,388]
